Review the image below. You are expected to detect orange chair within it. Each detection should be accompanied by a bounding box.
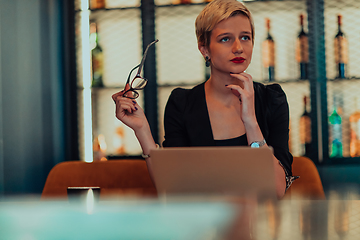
[284,156,325,200]
[41,159,157,200]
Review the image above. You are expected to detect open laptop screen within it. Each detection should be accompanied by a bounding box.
[149,147,277,200]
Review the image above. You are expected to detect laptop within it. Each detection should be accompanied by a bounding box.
[149,146,277,200]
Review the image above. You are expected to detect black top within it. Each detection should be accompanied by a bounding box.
[162,81,293,176]
[214,134,248,146]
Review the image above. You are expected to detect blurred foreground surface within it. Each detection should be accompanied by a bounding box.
[1,193,360,240]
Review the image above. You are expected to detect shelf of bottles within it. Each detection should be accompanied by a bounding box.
[74,0,360,162]
[75,0,144,161]
[324,0,360,161]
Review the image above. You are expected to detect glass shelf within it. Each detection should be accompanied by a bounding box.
[155,2,207,8]
[328,77,360,82]
[88,6,140,12]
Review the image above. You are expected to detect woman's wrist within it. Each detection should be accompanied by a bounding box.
[134,123,157,156]
[243,117,259,131]
[141,144,160,158]
[243,118,266,146]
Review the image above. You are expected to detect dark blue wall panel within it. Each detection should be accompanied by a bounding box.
[0,0,65,195]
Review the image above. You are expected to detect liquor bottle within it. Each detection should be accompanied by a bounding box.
[90,0,106,9]
[172,0,191,4]
[329,96,343,157]
[114,124,126,154]
[262,18,275,82]
[296,14,309,80]
[349,97,360,157]
[90,22,104,87]
[334,14,348,79]
[93,134,107,161]
[299,96,311,157]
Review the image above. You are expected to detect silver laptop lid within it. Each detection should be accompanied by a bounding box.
[149,147,277,200]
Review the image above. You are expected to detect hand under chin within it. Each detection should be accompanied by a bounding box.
[231,88,241,98]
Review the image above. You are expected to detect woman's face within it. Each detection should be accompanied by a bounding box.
[204,14,253,75]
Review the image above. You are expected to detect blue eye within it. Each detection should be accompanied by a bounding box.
[241,36,251,41]
[220,37,230,42]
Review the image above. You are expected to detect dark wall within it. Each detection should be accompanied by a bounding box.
[318,165,360,197]
[0,0,65,195]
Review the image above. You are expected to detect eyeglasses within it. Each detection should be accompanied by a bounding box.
[122,39,159,99]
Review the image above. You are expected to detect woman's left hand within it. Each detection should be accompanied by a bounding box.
[226,72,256,125]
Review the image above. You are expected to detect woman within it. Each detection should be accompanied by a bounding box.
[112,0,296,198]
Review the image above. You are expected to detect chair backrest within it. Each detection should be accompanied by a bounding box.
[284,156,325,200]
[41,159,157,200]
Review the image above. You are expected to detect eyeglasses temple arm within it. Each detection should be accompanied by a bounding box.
[126,64,140,85]
[135,39,159,76]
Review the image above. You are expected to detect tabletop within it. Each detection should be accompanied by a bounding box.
[1,192,360,240]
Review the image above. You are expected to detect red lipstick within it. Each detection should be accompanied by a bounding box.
[231,57,245,63]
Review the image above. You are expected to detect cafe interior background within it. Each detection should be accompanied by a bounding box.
[1,0,360,198]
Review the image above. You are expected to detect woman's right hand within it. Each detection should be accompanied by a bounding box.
[112,84,149,132]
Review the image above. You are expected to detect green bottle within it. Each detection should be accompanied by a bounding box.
[329,96,343,157]
[90,22,104,88]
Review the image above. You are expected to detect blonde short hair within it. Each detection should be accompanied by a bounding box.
[195,0,254,47]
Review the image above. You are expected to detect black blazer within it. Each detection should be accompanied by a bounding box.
[162,81,293,176]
